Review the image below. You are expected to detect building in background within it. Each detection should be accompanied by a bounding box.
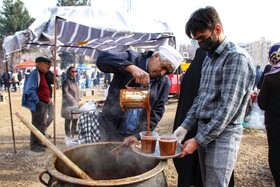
[238,37,272,69]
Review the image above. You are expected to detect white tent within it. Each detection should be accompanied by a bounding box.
[3,6,176,58]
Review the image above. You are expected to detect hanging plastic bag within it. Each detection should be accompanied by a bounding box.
[244,103,265,130]
[79,100,97,111]
[65,136,80,148]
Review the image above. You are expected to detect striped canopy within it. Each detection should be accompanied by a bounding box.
[3,6,175,59]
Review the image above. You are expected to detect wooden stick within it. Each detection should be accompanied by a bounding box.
[15,112,93,181]
[111,143,125,155]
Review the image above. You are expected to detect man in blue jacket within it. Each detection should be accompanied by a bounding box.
[22,57,53,152]
[96,45,183,144]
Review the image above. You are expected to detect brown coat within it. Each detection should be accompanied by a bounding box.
[61,78,80,119]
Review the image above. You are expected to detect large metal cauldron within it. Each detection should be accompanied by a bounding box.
[39,142,167,187]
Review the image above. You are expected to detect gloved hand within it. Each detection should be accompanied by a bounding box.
[173,126,188,144]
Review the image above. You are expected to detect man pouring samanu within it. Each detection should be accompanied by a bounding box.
[96,45,183,145]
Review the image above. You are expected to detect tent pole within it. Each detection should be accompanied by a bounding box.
[5,58,17,153]
[53,16,58,145]
[173,36,181,99]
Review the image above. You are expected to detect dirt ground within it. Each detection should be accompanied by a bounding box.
[0,88,275,187]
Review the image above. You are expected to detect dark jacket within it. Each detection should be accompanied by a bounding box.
[257,64,272,89]
[172,48,206,187]
[96,50,171,141]
[257,68,280,187]
[258,69,280,121]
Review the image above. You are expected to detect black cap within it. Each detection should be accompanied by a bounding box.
[35,57,52,63]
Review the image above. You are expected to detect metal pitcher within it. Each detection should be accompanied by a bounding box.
[120,79,150,110]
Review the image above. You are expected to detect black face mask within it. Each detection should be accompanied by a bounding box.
[198,34,220,53]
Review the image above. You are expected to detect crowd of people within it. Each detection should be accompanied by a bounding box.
[0,70,23,92]
[0,68,111,93]
[2,5,278,187]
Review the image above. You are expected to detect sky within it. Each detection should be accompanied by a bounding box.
[4,0,279,45]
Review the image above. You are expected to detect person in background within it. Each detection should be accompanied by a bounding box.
[22,57,53,152]
[61,72,66,83]
[11,70,18,92]
[0,72,3,90]
[75,70,80,87]
[24,69,31,79]
[96,45,183,145]
[1,72,6,90]
[104,73,111,88]
[85,73,90,88]
[258,43,280,187]
[91,71,95,86]
[17,70,22,86]
[173,6,255,187]
[257,63,272,90]
[254,65,262,90]
[96,71,101,86]
[61,66,80,137]
[2,71,10,91]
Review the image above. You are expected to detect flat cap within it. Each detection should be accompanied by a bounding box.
[35,57,52,63]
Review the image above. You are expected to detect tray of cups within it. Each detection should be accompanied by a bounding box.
[131,132,182,159]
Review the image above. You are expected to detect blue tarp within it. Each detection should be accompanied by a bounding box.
[76,65,91,70]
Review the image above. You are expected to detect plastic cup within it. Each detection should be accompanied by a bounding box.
[158,134,178,156]
[139,131,158,153]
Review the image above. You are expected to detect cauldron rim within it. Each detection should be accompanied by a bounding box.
[46,142,167,186]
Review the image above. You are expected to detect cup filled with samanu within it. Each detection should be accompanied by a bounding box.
[139,131,158,153]
[158,134,178,156]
